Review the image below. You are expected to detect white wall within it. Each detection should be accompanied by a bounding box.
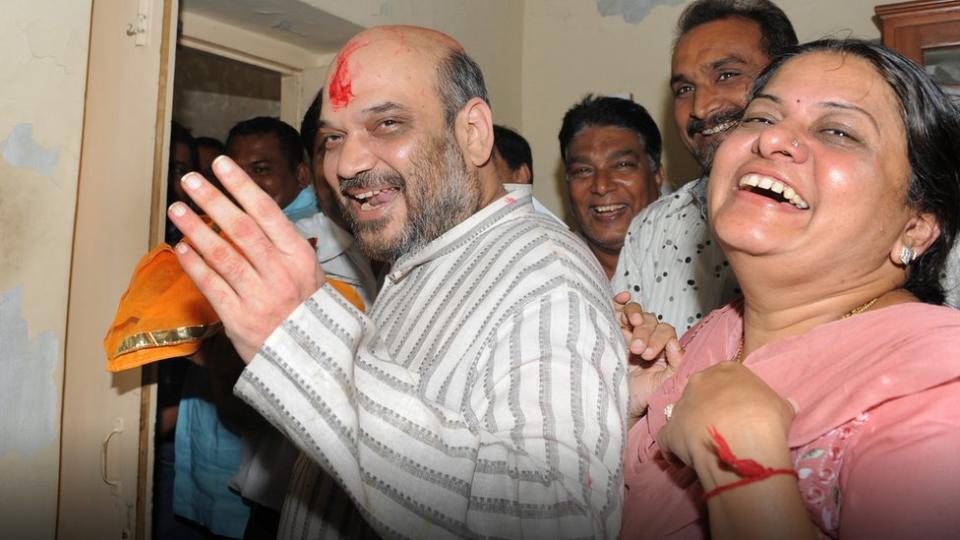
[521,0,884,218]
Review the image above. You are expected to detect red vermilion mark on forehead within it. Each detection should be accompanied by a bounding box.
[329,40,368,110]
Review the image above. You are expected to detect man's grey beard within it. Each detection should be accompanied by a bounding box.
[692,138,724,173]
[341,132,481,262]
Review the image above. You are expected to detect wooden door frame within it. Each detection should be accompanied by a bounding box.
[59,0,177,538]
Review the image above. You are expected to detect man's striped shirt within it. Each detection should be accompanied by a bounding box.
[235,192,627,538]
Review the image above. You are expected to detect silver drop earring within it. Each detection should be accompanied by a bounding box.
[899,246,915,266]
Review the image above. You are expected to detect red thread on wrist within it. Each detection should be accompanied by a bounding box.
[701,426,798,501]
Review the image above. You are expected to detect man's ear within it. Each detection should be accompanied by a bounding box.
[890,211,941,265]
[296,162,311,189]
[653,165,665,189]
[455,97,494,168]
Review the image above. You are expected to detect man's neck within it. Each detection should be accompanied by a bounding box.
[478,169,508,209]
[588,243,619,280]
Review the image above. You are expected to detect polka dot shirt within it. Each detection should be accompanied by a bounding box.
[611,177,740,332]
[943,241,960,309]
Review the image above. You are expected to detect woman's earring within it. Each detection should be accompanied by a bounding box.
[899,246,915,266]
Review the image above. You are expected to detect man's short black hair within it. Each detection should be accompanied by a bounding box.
[171,121,196,160]
[493,125,534,183]
[677,0,798,59]
[169,120,198,177]
[227,116,304,171]
[194,136,225,154]
[300,88,323,162]
[558,95,662,172]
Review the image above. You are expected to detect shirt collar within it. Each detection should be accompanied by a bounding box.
[295,212,355,263]
[282,186,319,223]
[388,190,533,283]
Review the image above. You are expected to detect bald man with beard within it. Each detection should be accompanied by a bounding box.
[169,26,626,539]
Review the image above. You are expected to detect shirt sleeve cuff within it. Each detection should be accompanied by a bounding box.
[234,282,368,423]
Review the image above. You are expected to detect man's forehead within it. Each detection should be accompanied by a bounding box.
[323,27,454,113]
[319,58,441,125]
[229,132,278,149]
[672,18,765,72]
[567,126,647,157]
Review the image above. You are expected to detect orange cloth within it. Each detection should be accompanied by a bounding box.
[104,243,364,373]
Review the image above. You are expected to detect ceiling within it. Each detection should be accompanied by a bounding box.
[182,0,363,53]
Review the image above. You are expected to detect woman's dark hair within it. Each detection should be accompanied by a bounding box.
[751,39,960,305]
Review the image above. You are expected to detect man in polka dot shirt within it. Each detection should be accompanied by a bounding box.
[611,0,797,331]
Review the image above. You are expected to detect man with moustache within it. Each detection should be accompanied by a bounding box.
[612,0,797,332]
[168,25,626,539]
[560,95,664,280]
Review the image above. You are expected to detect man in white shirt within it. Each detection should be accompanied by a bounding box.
[611,0,797,331]
[169,25,626,539]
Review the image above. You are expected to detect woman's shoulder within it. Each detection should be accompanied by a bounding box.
[867,302,960,345]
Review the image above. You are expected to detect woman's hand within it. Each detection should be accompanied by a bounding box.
[655,362,795,475]
[614,291,684,428]
[655,363,815,540]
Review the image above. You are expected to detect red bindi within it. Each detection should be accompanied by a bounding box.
[329,41,367,110]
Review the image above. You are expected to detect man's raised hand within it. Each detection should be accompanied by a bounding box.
[613,291,684,428]
[168,156,325,362]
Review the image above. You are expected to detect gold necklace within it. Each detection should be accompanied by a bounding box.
[734,297,880,364]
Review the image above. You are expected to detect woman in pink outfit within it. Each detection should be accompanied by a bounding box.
[622,40,960,539]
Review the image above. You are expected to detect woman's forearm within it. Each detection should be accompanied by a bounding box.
[691,431,817,540]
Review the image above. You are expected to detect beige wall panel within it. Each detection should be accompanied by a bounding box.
[521,0,882,218]
[0,1,93,538]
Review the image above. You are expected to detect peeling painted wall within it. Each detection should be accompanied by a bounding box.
[596,0,686,24]
[0,0,93,537]
[0,287,59,457]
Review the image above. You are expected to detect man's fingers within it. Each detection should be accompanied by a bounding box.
[169,201,257,298]
[641,323,679,360]
[171,234,240,318]
[178,170,289,276]
[613,291,632,307]
[210,156,313,259]
[629,311,659,355]
[665,338,683,369]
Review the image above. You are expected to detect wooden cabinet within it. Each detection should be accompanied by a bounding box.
[876,0,960,63]
[876,1,960,101]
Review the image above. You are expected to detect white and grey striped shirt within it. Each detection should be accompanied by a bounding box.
[235,192,627,539]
